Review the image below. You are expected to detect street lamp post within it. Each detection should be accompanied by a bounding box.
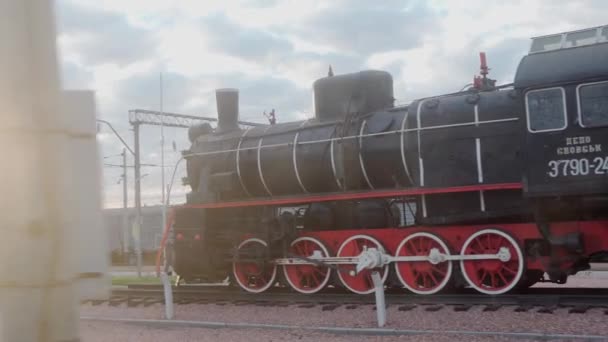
[121,149,129,256]
[132,122,143,277]
[96,119,134,156]
[96,119,144,277]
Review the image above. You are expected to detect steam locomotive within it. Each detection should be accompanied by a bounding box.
[167,25,608,295]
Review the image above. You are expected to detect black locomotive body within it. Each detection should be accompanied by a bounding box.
[170,26,608,294]
[186,72,527,223]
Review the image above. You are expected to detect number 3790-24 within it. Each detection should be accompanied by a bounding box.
[548,157,608,177]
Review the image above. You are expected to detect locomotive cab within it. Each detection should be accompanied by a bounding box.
[516,26,608,209]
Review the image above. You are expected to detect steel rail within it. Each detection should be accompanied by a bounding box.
[107,286,608,308]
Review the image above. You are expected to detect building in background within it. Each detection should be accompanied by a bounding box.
[104,205,163,265]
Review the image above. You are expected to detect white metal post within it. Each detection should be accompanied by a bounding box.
[160,72,167,258]
[158,72,174,320]
[122,149,130,255]
[161,272,174,320]
[134,123,143,277]
[372,271,387,327]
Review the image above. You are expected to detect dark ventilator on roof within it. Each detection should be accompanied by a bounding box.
[313,70,394,122]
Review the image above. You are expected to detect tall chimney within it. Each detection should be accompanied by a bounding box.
[215,88,239,133]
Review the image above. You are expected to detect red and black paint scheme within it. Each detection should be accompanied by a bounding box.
[162,25,608,296]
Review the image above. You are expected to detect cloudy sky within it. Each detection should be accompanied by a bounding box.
[54,0,606,208]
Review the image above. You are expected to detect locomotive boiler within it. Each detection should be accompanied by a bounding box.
[186,70,525,224]
[167,25,608,296]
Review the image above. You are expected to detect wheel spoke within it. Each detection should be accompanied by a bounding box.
[413,270,422,282]
[426,238,433,251]
[482,269,490,284]
[408,240,418,254]
[299,242,307,256]
[313,267,326,276]
[475,238,485,252]
[310,270,320,285]
[353,241,362,254]
[468,245,483,254]
[297,273,304,287]
[503,265,517,275]
[294,243,303,256]
[431,265,447,276]
[498,236,508,250]
[307,274,314,288]
[497,270,508,285]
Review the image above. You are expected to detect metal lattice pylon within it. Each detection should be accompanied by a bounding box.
[128,109,264,128]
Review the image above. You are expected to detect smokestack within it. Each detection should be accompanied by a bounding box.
[215,88,239,133]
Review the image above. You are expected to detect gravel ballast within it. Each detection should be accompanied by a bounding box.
[80,272,608,341]
[81,302,608,340]
[81,320,541,342]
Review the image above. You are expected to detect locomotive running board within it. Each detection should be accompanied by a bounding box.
[179,182,523,209]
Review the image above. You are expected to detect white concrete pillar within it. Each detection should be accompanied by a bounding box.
[0,1,107,341]
[62,91,110,302]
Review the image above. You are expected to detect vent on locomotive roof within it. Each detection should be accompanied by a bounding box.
[215,88,239,133]
[313,70,394,122]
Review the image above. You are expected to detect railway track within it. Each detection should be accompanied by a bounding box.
[95,285,608,313]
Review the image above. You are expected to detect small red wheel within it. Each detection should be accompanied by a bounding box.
[232,238,277,293]
[394,232,453,295]
[336,235,388,295]
[283,237,332,294]
[460,229,524,295]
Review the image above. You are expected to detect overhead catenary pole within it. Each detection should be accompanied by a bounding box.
[122,148,129,255]
[133,122,143,277]
[160,72,167,253]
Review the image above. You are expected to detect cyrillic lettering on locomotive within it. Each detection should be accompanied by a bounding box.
[548,136,607,178]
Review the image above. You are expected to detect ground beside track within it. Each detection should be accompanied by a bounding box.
[87,267,608,341]
[81,320,555,342]
[80,300,608,341]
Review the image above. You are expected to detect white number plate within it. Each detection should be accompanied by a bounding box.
[548,156,608,178]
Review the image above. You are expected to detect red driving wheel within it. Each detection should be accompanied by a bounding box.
[336,235,388,295]
[394,232,453,295]
[283,237,332,294]
[232,238,277,293]
[460,229,524,295]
